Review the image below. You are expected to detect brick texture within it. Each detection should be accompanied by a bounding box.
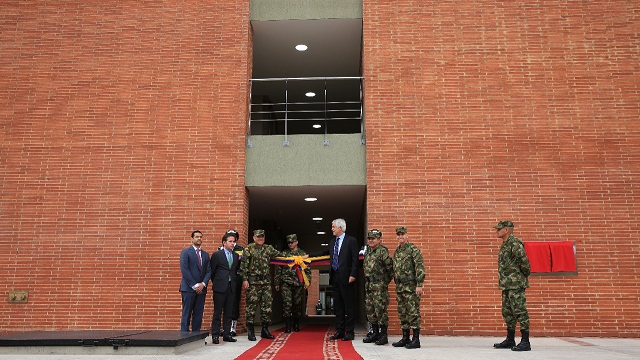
[0,1,250,330]
[2,0,639,339]
[363,1,640,337]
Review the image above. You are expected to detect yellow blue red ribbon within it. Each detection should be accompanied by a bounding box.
[270,254,365,286]
[270,255,329,286]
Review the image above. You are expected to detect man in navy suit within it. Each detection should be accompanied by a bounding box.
[311,218,359,341]
[209,230,241,344]
[180,230,212,332]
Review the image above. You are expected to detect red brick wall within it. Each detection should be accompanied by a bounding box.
[0,1,250,330]
[2,0,639,339]
[363,1,640,337]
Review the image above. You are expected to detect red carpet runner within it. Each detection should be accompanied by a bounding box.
[235,324,363,360]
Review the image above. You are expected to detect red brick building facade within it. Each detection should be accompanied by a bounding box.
[1,1,639,337]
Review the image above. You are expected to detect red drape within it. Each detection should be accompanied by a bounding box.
[523,242,552,273]
[549,241,577,272]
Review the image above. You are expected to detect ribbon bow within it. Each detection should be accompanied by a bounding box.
[271,255,313,286]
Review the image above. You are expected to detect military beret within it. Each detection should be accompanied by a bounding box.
[493,220,514,229]
[395,226,407,234]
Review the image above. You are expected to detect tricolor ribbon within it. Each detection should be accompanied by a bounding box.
[270,255,328,287]
[270,253,365,286]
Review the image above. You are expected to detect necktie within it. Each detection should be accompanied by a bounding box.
[196,248,202,268]
[332,238,340,271]
[227,251,233,267]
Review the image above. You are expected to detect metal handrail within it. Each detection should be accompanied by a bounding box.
[247,77,364,147]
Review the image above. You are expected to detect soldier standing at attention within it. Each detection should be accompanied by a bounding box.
[274,234,311,333]
[392,226,425,349]
[492,220,532,352]
[238,229,282,341]
[362,229,394,345]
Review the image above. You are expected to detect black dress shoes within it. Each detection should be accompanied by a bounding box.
[211,336,219,344]
[329,332,344,340]
[223,335,237,342]
[342,332,355,341]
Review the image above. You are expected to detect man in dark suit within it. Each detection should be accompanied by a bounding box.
[217,229,244,337]
[209,230,241,344]
[312,218,359,341]
[180,230,211,332]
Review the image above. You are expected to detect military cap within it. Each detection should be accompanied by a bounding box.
[493,220,515,229]
[253,229,265,236]
[395,226,408,234]
[367,229,382,238]
[286,234,297,242]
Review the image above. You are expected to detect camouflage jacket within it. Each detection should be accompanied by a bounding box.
[238,243,281,285]
[393,242,426,293]
[498,234,531,290]
[274,248,311,287]
[363,245,394,287]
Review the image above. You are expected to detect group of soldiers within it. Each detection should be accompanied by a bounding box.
[238,230,310,341]
[238,225,426,349]
[362,221,532,352]
[362,226,425,349]
[198,220,529,352]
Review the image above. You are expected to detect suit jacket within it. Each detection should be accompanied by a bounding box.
[210,248,240,293]
[180,246,211,292]
[313,234,359,285]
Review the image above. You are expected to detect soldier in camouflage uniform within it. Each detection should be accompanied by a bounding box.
[392,226,425,349]
[238,229,282,341]
[492,220,532,352]
[274,234,311,333]
[362,229,394,345]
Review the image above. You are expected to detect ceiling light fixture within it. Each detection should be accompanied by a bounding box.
[305,92,316,97]
[317,232,326,235]
[304,197,317,202]
[321,243,328,246]
[295,44,308,51]
[313,124,321,129]
[312,217,323,221]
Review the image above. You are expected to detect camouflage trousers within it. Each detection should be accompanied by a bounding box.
[365,283,389,326]
[281,283,306,318]
[245,282,273,323]
[501,288,530,331]
[396,290,421,330]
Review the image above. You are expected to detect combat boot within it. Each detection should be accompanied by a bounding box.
[293,317,300,332]
[511,330,531,351]
[284,317,292,333]
[247,323,256,341]
[375,325,388,345]
[493,329,516,349]
[261,322,275,339]
[392,329,410,347]
[362,324,379,343]
[405,329,421,349]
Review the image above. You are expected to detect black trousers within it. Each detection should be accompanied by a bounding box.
[231,278,243,320]
[333,280,356,334]
[211,284,235,336]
